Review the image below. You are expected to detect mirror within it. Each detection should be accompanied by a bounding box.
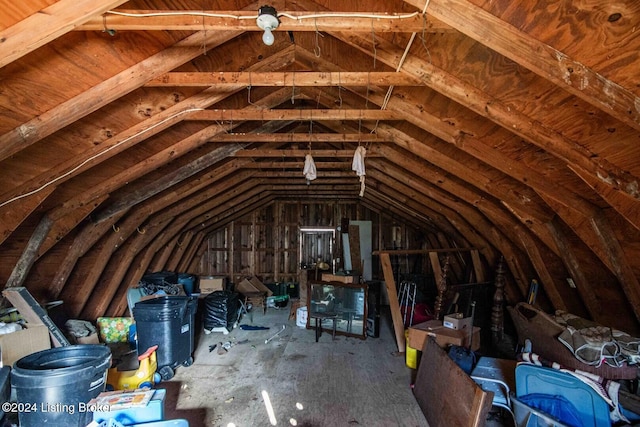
[308,281,368,339]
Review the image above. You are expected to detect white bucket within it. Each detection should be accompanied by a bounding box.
[296,306,308,328]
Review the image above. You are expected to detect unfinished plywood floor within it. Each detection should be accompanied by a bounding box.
[158,303,429,427]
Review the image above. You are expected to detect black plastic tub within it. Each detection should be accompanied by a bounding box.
[10,344,111,427]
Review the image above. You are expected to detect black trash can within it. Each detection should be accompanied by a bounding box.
[10,344,111,427]
[133,296,197,381]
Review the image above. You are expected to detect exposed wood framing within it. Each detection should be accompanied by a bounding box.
[0,29,243,161]
[146,71,422,87]
[405,0,640,132]
[4,215,53,289]
[334,31,640,200]
[78,10,451,33]
[0,0,129,68]
[208,133,385,143]
[187,109,400,121]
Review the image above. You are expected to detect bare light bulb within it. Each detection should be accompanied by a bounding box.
[256,6,279,46]
[262,27,275,46]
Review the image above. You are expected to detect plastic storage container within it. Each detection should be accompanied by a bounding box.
[10,344,111,427]
[133,296,197,381]
[177,274,196,296]
[141,271,178,285]
[131,420,189,427]
[93,388,166,425]
[515,364,610,427]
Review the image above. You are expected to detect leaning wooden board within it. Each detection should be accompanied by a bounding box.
[3,287,70,347]
[413,337,493,427]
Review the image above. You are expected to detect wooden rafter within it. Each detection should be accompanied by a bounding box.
[233,148,382,157]
[78,10,452,33]
[243,161,348,168]
[546,218,601,320]
[332,31,640,201]
[0,0,129,68]
[146,71,421,87]
[187,109,399,121]
[0,29,243,161]
[208,133,385,143]
[404,0,640,132]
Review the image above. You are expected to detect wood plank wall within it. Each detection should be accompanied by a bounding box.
[191,200,464,288]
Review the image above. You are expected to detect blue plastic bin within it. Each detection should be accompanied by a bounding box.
[93,388,165,425]
[131,420,189,427]
[515,364,610,427]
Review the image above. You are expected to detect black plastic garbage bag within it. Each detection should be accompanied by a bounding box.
[203,291,240,331]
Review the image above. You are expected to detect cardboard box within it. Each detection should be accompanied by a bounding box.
[76,332,100,344]
[236,276,273,296]
[199,276,225,294]
[0,323,51,366]
[321,273,359,284]
[443,313,473,331]
[408,320,480,352]
[248,276,273,296]
[2,287,70,347]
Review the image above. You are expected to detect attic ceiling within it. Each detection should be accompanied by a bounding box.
[1,0,640,333]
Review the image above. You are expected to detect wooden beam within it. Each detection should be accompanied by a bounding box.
[368,160,534,297]
[0,29,242,162]
[0,186,55,246]
[0,0,129,68]
[3,216,53,290]
[379,252,405,353]
[404,0,640,132]
[209,133,386,143]
[546,218,601,320]
[515,228,567,311]
[81,217,172,319]
[375,136,555,225]
[50,89,294,222]
[50,123,231,221]
[253,171,355,178]
[78,10,452,33]
[91,144,250,223]
[243,161,349,169]
[334,31,640,200]
[470,249,485,283]
[234,148,382,157]
[188,109,399,121]
[49,216,123,299]
[590,213,640,324]
[146,71,421,87]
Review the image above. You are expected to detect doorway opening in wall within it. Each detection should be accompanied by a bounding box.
[299,227,336,274]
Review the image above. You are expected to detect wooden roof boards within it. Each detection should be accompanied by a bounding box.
[1,0,639,334]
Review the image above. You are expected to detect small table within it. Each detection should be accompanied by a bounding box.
[310,312,339,342]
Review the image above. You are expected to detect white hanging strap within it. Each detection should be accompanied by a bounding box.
[352,146,367,196]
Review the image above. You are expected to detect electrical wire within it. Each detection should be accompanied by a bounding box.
[375,0,431,134]
[3,8,428,209]
[0,108,204,209]
[105,10,422,21]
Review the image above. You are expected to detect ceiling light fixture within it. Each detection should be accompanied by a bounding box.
[256,5,279,46]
